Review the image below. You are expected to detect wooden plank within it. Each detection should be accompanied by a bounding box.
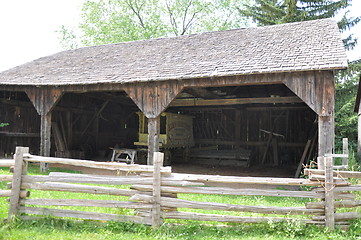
[152,152,163,228]
[19,206,152,225]
[0,160,15,167]
[0,175,13,182]
[0,190,29,198]
[8,147,29,218]
[161,173,325,186]
[23,175,151,185]
[162,211,316,224]
[324,154,348,158]
[131,185,323,198]
[308,174,349,184]
[21,182,140,196]
[20,199,152,209]
[261,132,273,164]
[48,172,202,186]
[304,169,361,179]
[325,156,335,230]
[22,174,195,187]
[312,212,361,221]
[195,139,305,147]
[306,200,361,209]
[52,122,66,152]
[132,194,323,215]
[171,96,302,107]
[294,140,311,178]
[23,154,171,173]
[342,138,349,169]
[48,172,201,186]
[334,185,361,191]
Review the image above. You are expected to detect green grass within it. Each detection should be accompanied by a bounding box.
[1,160,361,239]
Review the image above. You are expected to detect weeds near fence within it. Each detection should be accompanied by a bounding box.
[1,216,361,240]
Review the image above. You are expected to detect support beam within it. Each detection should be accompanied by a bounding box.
[170,96,302,107]
[182,88,221,99]
[147,117,160,165]
[124,80,183,118]
[40,113,52,171]
[318,115,334,157]
[26,88,63,116]
[26,88,63,171]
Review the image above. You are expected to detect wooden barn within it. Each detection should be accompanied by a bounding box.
[0,19,347,174]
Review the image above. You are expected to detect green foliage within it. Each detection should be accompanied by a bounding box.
[0,123,9,127]
[239,0,360,50]
[1,217,361,239]
[335,60,361,148]
[59,0,248,48]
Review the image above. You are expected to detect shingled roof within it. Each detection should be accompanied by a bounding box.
[0,18,348,86]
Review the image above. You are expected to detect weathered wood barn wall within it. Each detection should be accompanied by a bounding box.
[0,19,347,170]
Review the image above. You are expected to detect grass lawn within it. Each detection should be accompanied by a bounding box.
[1,165,361,239]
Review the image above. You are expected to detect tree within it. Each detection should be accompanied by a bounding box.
[239,0,360,50]
[59,0,248,48]
[335,60,361,148]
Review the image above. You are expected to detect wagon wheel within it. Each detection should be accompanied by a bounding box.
[163,150,172,166]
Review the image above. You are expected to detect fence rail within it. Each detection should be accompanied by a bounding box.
[1,146,361,230]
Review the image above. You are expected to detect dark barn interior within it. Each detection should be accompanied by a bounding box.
[0,83,317,175]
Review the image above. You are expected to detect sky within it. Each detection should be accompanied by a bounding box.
[0,0,360,72]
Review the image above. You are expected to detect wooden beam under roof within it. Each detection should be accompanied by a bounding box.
[170,96,302,107]
[182,88,221,99]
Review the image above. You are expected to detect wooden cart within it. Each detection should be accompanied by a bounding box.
[134,112,194,165]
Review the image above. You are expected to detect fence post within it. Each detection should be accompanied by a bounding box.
[324,156,335,230]
[342,138,349,170]
[152,152,163,228]
[8,147,29,219]
[317,156,325,170]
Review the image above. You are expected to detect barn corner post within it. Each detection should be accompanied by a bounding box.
[8,146,29,220]
[26,88,63,171]
[152,152,164,228]
[317,71,335,159]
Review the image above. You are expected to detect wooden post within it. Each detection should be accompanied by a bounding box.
[8,147,29,219]
[342,138,349,170]
[317,156,325,170]
[147,117,160,165]
[152,152,164,228]
[26,88,63,172]
[234,109,241,149]
[318,115,334,158]
[324,156,335,230]
[40,113,52,171]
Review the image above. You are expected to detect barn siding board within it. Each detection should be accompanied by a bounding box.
[283,71,334,117]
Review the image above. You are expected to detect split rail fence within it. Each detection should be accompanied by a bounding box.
[1,146,361,230]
